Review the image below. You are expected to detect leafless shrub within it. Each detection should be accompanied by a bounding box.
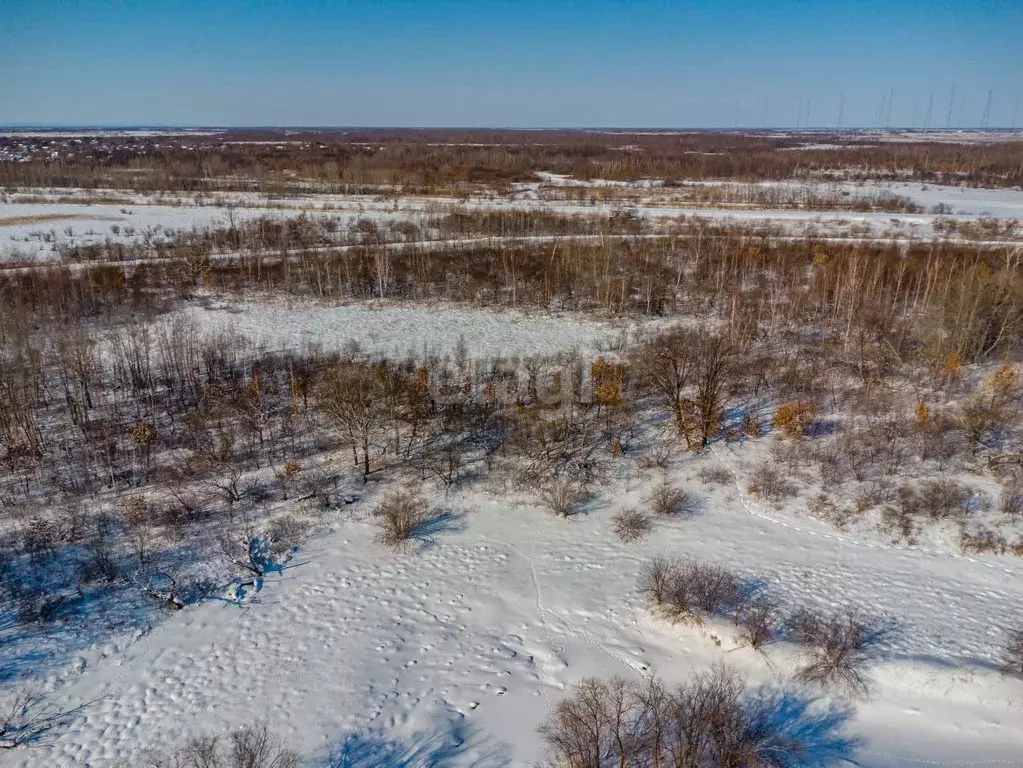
[21,516,58,564]
[787,608,890,698]
[273,460,303,500]
[854,478,895,513]
[959,398,1013,450]
[834,430,883,482]
[878,493,919,545]
[145,722,299,768]
[81,536,120,584]
[265,516,310,554]
[747,462,796,502]
[295,464,340,508]
[773,401,819,438]
[1001,626,1023,678]
[769,438,815,478]
[959,527,1009,556]
[14,590,66,626]
[373,489,430,547]
[537,676,643,768]
[638,555,673,606]
[612,508,650,542]
[132,570,185,610]
[916,480,973,521]
[54,500,85,544]
[734,595,781,651]
[640,556,743,625]
[647,481,698,517]
[637,442,672,470]
[807,493,855,528]
[166,485,209,521]
[0,690,81,749]
[538,479,585,518]
[697,465,732,486]
[998,486,1023,517]
[913,419,966,470]
[689,562,744,616]
[814,444,849,486]
[539,665,857,768]
[218,535,290,577]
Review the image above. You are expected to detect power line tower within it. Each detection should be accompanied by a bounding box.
[1011,93,1020,130]
[836,92,845,129]
[886,88,894,128]
[980,89,993,129]
[945,84,956,129]
[924,92,933,130]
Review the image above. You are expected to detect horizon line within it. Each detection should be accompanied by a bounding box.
[2,124,1021,133]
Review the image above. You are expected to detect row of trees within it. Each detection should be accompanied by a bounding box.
[4,129,1022,191]
[7,214,1019,367]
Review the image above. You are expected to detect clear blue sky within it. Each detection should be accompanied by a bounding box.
[2,0,1020,128]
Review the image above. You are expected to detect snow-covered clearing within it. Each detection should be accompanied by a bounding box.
[6,442,1022,767]
[4,178,1022,263]
[829,182,1023,219]
[0,203,269,262]
[176,300,636,360]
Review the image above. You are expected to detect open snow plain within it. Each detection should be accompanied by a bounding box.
[2,177,1022,264]
[2,162,1023,766]
[9,442,1023,766]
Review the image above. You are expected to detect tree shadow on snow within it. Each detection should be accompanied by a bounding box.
[411,510,468,549]
[745,685,861,768]
[325,722,510,768]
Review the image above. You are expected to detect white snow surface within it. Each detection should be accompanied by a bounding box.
[0,203,272,262]
[4,179,1022,263]
[178,300,632,359]
[848,182,1023,218]
[8,444,1023,767]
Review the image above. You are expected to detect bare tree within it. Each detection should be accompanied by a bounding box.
[145,722,299,768]
[612,508,650,542]
[316,362,388,481]
[1001,626,1023,679]
[0,690,83,749]
[787,608,891,698]
[373,489,430,549]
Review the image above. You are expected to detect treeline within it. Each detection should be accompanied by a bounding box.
[7,220,1018,366]
[49,209,649,265]
[3,130,1022,191]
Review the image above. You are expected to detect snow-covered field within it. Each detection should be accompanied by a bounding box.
[3,169,1023,766]
[7,442,1022,767]
[0,203,268,262]
[3,178,1021,262]
[176,300,635,360]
